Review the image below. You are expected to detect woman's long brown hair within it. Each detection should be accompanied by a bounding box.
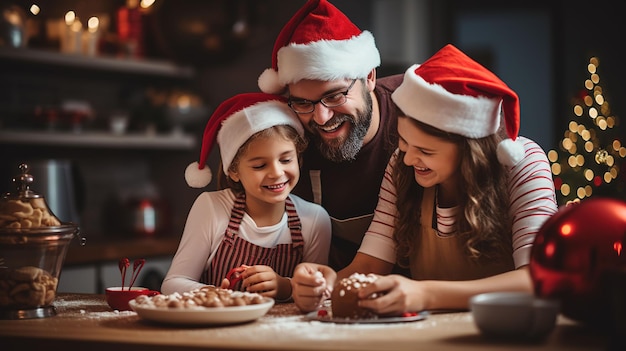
[393,116,512,268]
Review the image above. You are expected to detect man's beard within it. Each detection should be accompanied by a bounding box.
[309,90,373,163]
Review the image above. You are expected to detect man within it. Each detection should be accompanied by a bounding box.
[257,0,404,271]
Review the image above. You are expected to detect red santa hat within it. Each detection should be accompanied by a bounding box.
[258,0,380,94]
[185,93,304,188]
[391,44,525,167]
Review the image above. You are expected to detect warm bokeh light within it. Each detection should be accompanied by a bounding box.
[560,224,573,236]
[607,116,615,128]
[65,11,76,25]
[581,129,591,141]
[30,4,40,15]
[610,167,618,178]
[87,17,99,33]
[568,155,577,168]
[544,242,556,258]
[588,107,598,118]
[561,184,571,196]
[176,95,192,111]
[588,63,596,74]
[595,94,604,105]
[607,155,614,166]
[574,105,583,116]
[591,73,599,84]
[548,150,558,162]
[141,0,156,9]
[562,138,573,150]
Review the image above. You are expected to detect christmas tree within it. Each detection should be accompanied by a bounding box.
[548,57,626,205]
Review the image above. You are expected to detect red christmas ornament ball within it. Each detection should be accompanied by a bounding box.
[529,197,626,326]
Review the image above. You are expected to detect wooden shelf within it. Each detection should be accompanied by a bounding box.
[0,130,196,150]
[0,47,194,79]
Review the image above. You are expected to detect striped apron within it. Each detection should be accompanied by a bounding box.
[204,193,304,291]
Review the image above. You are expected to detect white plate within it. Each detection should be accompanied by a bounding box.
[129,297,274,325]
[304,310,429,324]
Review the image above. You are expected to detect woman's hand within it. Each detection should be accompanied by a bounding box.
[357,274,427,316]
[358,268,534,314]
[291,263,336,312]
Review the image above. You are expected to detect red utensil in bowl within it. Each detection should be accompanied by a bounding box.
[119,258,145,290]
[129,258,146,290]
[119,258,130,290]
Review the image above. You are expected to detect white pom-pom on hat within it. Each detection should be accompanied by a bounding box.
[258,68,283,95]
[497,139,525,167]
[185,161,212,189]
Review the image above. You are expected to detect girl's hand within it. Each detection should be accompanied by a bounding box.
[291,263,336,312]
[221,264,249,290]
[241,265,290,300]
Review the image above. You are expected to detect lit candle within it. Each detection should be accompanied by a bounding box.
[84,16,99,56]
[61,11,82,54]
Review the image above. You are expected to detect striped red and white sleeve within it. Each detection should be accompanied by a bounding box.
[359,150,401,263]
[507,136,558,268]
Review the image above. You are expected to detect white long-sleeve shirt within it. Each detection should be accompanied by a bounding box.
[161,189,331,294]
[359,136,558,269]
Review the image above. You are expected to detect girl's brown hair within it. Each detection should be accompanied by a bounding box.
[393,116,512,268]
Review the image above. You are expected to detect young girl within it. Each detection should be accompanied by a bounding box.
[290,44,558,313]
[161,93,331,302]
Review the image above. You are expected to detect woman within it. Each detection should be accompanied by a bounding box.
[290,44,558,314]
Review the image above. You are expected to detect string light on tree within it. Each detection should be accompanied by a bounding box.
[548,56,625,205]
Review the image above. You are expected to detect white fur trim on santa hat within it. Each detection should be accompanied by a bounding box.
[217,100,304,173]
[392,64,501,139]
[185,161,212,188]
[497,138,525,167]
[276,31,379,88]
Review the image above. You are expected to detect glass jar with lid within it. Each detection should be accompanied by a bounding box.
[0,163,84,319]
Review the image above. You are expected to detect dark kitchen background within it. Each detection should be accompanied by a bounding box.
[0,0,623,293]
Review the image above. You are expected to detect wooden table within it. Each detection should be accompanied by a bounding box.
[0,293,611,351]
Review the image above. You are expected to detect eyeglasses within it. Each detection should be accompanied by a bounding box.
[288,79,357,114]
